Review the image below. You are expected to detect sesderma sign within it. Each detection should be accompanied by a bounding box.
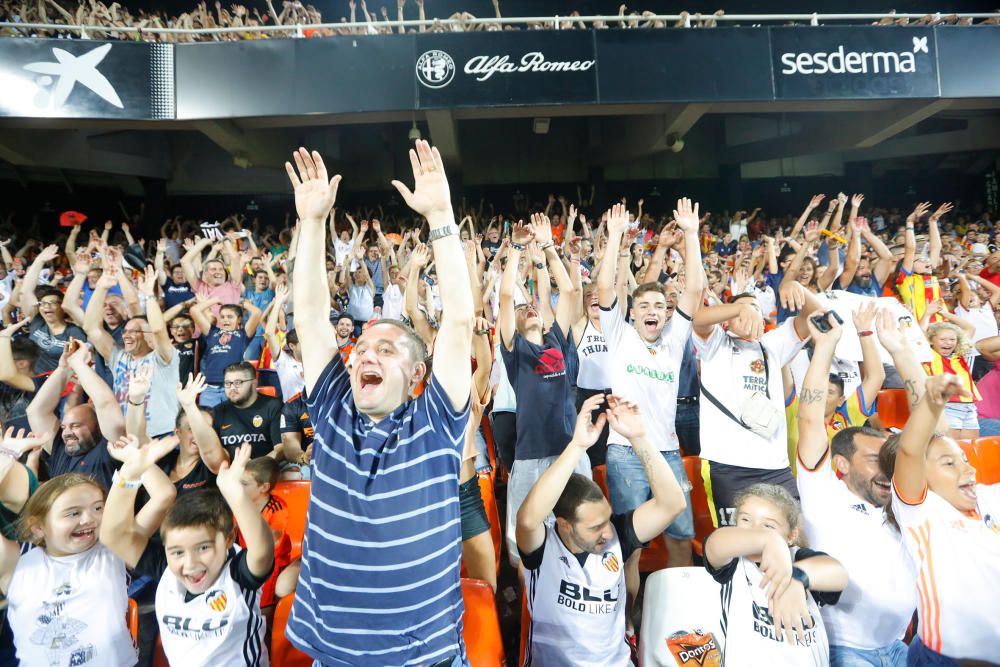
[771,27,939,99]
[780,36,929,75]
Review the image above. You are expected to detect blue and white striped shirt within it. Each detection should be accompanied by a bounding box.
[287,355,470,667]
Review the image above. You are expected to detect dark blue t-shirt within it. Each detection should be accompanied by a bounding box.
[500,322,576,460]
[200,327,249,384]
[162,278,193,309]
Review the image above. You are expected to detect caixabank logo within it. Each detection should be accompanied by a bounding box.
[771,28,939,99]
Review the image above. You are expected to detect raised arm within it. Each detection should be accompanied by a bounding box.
[67,343,125,443]
[18,244,58,319]
[605,396,686,542]
[100,434,179,569]
[516,394,607,555]
[893,374,968,502]
[531,213,578,335]
[852,301,885,405]
[61,254,92,327]
[216,444,275,578]
[391,141,473,409]
[839,218,863,289]
[82,261,119,363]
[789,194,825,241]
[673,198,704,316]
[797,314,842,469]
[26,345,74,452]
[265,283,288,363]
[498,224,532,350]
[188,295,218,338]
[137,266,173,363]
[285,148,341,394]
[177,374,228,472]
[64,224,81,268]
[241,300,263,338]
[180,237,212,288]
[874,309,931,412]
[927,203,951,270]
[901,202,931,273]
[816,238,841,292]
[0,320,33,392]
[404,244,435,346]
[597,203,628,309]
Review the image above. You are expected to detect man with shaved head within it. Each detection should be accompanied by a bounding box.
[27,339,124,489]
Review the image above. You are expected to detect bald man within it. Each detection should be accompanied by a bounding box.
[27,339,124,489]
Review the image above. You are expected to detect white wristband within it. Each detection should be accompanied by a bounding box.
[112,470,142,490]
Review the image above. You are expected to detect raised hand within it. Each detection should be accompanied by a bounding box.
[569,393,608,451]
[216,442,253,500]
[37,244,59,263]
[136,265,157,297]
[66,340,93,370]
[529,213,553,245]
[285,147,342,223]
[108,433,179,480]
[874,309,906,354]
[0,318,29,338]
[803,220,820,244]
[806,311,844,348]
[924,373,971,407]
[510,222,534,246]
[605,395,646,439]
[672,197,700,234]
[606,203,629,238]
[907,202,932,224]
[850,193,865,209]
[837,192,848,206]
[851,300,877,332]
[127,364,153,405]
[0,427,51,458]
[390,140,452,220]
[808,194,826,209]
[778,280,807,312]
[410,242,431,269]
[929,202,953,223]
[73,252,92,275]
[176,372,207,407]
[274,282,289,303]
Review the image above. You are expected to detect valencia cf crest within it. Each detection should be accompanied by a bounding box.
[252,415,263,428]
[206,590,227,612]
[601,552,620,573]
[749,359,765,374]
[219,332,232,346]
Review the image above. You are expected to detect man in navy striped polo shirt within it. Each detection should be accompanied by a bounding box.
[282,141,473,667]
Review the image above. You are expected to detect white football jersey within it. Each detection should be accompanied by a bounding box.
[7,543,136,667]
[523,525,630,667]
[708,548,834,667]
[156,548,269,667]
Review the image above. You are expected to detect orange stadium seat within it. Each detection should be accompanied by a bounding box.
[639,535,670,573]
[151,637,168,667]
[876,388,910,429]
[272,595,313,667]
[683,456,715,558]
[592,464,609,500]
[257,385,278,398]
[958,440,979,475]
[972,437,1000,484]
[461,578,506,666]
[272,481,311,561]
[127,598,138,643]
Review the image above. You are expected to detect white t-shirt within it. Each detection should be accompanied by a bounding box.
[381,283,404,321]
[490,339,517,413]
[890,481,1000,662]
[600,299,690,451]
[274,350,305,401]
[333,238,354,266]
[696,319,807,469]
[347,284,374,322]
[956,303,997,352]
[797,451,916,649]
[574,320,611,391]
[7,543,136,667]
[522,524,630,667]
[110,346,180,437]
[156,548,269,667]
[707,547,834,667]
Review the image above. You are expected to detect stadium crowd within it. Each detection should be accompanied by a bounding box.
[0,139,995,667]
[1,0,995,41]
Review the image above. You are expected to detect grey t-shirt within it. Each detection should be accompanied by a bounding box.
[110,346,180,437]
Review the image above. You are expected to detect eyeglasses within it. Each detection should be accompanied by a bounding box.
[169,324,193,330]
[123,328,152,336]
[223,378,253,388]
[38,300,61,308]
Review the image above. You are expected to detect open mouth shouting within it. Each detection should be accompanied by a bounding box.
[71,526,96,542]
[359,369,384,395]
[959,480,978,504]
[642,315,661,338]
[184,569,208,588]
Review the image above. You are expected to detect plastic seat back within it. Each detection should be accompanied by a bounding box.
[127,598,138,643]
[640,567,724,667]
[272,595,314,667]
[973,436,1000,484]
[272,481,311,561]
[461,578,505,666]
[876,388,910,429]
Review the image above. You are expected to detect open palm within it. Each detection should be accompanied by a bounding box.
[391,140,452,219]
[285,148,342,223]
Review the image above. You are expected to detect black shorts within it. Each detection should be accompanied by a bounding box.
[702,460,798,528]
[459,476,491,541]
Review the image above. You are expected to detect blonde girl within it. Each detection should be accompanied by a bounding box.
[922,320,980,439]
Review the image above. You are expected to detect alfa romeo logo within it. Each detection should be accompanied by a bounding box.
[416,50,455,89]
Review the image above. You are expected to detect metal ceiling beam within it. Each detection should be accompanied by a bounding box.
[424,110,461,169]
[600,104,711,164]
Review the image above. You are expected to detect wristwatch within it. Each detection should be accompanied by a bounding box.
[428,225,459,243]
[791,566,810,591]
[534,262,545,269]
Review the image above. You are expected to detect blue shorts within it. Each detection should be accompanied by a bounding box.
[943,402,978,430]
[830,640,907,667]
[606,444,694,540]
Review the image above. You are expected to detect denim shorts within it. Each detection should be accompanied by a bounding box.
[943,402,978,430]
[459,476,490,541]
[830,640,907,667]
[906,637,962,667]
[606,445,694,540]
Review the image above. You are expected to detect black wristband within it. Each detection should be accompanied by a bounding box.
[791,566,810,591]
